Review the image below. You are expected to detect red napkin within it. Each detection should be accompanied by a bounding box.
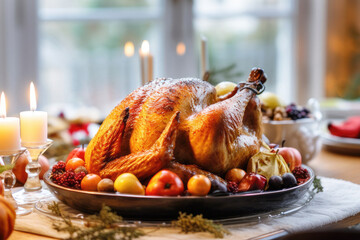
[328,116,360,138]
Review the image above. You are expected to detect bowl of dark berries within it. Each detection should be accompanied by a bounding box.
[260,94,322,163]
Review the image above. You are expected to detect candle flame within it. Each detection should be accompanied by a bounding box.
[30,82,37,111]
[141,40,150,55]
[0,92,6,118]
[124,41,135,57]
[176,42,186,56]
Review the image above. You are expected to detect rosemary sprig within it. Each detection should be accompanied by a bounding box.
[48,202,144,240]
[172,212,229,238]
[312,176,324,193]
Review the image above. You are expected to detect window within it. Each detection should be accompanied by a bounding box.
[0,0,327,116]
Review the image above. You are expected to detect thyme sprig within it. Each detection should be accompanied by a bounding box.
[48,202,144,240]
[312,176,324,193]
[172,212,229,238]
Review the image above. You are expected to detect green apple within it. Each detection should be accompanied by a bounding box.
[215,81,237,96]
[259,92,283,109]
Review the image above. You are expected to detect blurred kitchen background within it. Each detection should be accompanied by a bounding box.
[0,0,359,119]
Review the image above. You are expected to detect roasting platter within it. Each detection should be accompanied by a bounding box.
[44,165,314,220]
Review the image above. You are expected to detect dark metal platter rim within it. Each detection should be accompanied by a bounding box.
[44,164,314,199]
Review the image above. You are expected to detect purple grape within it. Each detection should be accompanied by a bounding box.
[282,173,297,188]
[268,175,283,190]
[285,104,311,120]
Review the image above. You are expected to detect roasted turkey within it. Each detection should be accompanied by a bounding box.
[85,68,267,181]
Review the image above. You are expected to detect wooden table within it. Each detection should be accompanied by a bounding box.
[9,148,360,240]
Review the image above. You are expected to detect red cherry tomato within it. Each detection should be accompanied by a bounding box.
[145,170,184,196]
[66,147,86,163]
[278,147,302,171]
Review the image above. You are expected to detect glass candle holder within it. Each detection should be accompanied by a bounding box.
[0,148,31,215]
[13,139,53,205]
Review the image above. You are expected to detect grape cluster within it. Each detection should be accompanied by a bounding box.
[51,161,86,189]
[285,104,310,120]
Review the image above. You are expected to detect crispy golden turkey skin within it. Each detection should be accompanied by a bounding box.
[85,69,265,181]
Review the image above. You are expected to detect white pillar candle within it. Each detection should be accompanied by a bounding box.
[20,111,47,145]
[20,82,48,146]
[0,92,21,153]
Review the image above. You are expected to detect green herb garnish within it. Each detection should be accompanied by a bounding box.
[172,212,229,238]
[48,202,144,240]
[312,176,324,193]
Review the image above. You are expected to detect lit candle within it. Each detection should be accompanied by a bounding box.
[0,92,21,153]
[20,82,48,146]
[140,40,153,85]
[201,36,208,79]
[124,41,135,57]
[176,42,186,56]
[124,41,138,91]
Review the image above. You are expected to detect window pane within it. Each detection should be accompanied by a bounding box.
[39,21,160,113]
[194,0,293,101]
[38,2,162,114]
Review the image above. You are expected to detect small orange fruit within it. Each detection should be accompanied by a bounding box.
[65,158,85,171]
[187,175,211,196]
[81,174,102,191]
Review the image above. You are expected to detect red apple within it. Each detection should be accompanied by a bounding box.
[12,154,50,184]
[238,172,267,192]
[66,147,86,163]
[278,147,302,171]
[0,181,4,196]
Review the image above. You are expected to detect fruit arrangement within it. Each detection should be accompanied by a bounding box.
[50,143,310,197]
[259,92,312,121]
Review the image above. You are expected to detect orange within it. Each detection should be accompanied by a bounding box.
[187,175,211,196]
[81,174,102,191]
[65,158,85,171]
